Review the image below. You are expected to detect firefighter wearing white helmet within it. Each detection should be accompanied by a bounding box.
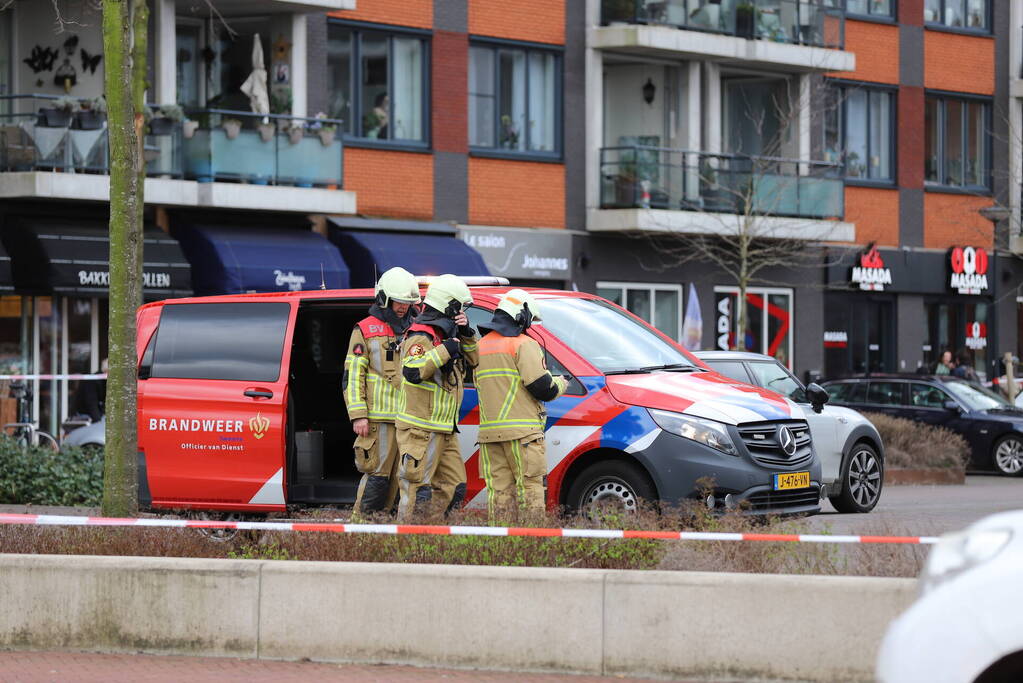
[476,289,567,513]
[395,274,478,520]
[343,266,421,515]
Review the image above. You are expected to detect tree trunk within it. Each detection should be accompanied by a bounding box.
[101,0,145,516]
[736,228,750,352]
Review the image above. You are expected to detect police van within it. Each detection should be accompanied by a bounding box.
[136,281,824,515]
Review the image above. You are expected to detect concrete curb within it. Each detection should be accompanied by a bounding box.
[0,554,916,681]
[885,468,966,485]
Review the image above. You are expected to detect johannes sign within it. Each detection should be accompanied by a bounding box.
[460,226,572,281]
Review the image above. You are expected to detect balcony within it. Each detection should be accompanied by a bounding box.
[593,145,854,241]
[596,0,854,72]
[0,96,355,214]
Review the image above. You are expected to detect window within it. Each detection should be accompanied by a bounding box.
[910,383,950,408]
[713,287,793,368]
[925,0,987,30]
[846,0,893,19]
[469,42,560,156]
[0,9,11,115]
[747,361,807,403]
[824,382,865,403]
[924,95,989,189]
[327,23,428,143]
[866,381,904,405]
[150,303,291,382]
[596,282,682,341]
[704,361,753,385]
[825,85,894,182]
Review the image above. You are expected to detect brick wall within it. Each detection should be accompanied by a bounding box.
[433,31,468,154]
[923,193,994,249]
[344,149,434,219]
[897,86,925,190]
[836,20,899,84]
[468,158,565,228]
[329,0,433,29]
[468,0,564,44]
[846,187,900,246]
[923,31,995,95]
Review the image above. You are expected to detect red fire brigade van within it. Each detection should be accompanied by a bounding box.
[136,284,824,515]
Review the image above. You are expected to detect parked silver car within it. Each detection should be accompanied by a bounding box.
[62,416,104,450]
[695,351,885,513]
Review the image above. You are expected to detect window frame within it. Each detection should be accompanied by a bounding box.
[844,0,897,22]
[827,80,897,186]
[923,91,992,193]
[596,281,684,342]
[924,0,991,34]
[468,36,564,161]
[326,19,432,149]
[712,286,795,368]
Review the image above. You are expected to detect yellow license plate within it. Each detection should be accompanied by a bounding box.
[774,471,810,490]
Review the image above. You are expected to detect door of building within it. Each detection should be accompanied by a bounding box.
[824,294,895,378]
[925,300,990,380]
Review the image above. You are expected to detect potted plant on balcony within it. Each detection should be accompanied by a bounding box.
[285,120,305,145]
[74,96,105,130]
[40,96,79,127]
[222,117,243,139]
[270,89,293,132]
[735,2,758,38]
[257,118,275,142]
[148,104,183,136]
[309,112,336,147]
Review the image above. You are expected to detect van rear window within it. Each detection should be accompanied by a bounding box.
[150,302,291,382]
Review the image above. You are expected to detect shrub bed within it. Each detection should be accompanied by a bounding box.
[861,412,970,470]
[0,437,103,506]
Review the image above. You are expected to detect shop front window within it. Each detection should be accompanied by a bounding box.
[927,301,989,381]
[823,294,895,379]
[713,287,793,367]
[597,282,682,341]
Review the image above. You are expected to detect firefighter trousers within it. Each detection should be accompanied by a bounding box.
[479,436,547,513]
[352,421,400,515]
[395,426,466,521]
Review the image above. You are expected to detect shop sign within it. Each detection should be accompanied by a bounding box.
[273,269,307,291]
[79,270,173,289]
[716,295,731,350]
[850,246,892,291]
[949,247,989,295]
[823,331,848,348]
[459,226,572,280]
[965,321,988,350]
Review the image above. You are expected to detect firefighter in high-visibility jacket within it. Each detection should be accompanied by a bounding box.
[476,289,567,513]
[395,274,478,520]
[343,267,421,515]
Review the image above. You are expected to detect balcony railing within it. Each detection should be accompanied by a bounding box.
[601,0,845,50]
[600,145,844,220]
[0,95,344,188]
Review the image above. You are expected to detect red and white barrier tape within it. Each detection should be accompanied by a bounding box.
[0,374,106,381]
[0,513,940,545]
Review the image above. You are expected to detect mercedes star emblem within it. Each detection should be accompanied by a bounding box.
[777,426,796,456]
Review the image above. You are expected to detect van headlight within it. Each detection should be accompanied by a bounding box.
[921,528,1012,594]
[648,409,738,456]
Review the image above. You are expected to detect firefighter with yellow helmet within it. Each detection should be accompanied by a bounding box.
[395,274,478,520]
[476,289,567,513]
[343,266,421,515]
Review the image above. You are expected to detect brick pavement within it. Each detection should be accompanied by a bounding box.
[0,652,667,683]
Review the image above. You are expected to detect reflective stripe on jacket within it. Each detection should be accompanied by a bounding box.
[343,316,401,422]
[476,331,567,443]
[396,322,479,433]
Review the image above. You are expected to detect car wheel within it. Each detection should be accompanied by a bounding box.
[992,435,1023,476]
[565,460,656,515]
[829,443,883,514]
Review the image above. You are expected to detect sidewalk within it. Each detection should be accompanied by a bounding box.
[0,652,667,683]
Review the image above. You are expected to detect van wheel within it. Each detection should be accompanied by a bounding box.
[189,511,242,542]
[565,460,656,515]
[829,443,883,514]
[993,435,1023,476]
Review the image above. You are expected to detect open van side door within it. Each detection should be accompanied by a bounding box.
[138,299,297,512]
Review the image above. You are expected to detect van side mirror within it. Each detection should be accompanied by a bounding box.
[806,383,829,414]
[943,399,961,413]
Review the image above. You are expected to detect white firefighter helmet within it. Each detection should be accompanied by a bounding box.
[497,288,542,324]
[375,267,421,305]
[423,274,473,315]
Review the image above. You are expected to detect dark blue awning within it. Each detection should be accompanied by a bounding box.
[171,223,349,296]
[330,229,489,288]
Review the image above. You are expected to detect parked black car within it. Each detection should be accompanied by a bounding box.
[821,375,1023,476]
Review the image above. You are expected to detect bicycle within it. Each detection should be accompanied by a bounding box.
[3,380,59,451]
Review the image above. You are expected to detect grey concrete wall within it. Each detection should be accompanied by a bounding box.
[0,554,916,682]
[563,0,587,231]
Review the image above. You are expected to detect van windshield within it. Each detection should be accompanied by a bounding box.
[537,297,695,374]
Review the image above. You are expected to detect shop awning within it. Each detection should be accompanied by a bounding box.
[330,228,489,288]
[171,223,349,295]
[1,217,192,297]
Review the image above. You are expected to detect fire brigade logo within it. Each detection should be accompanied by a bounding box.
[249,412,270,440]
[409,343,426,357]
[353,344,364,356]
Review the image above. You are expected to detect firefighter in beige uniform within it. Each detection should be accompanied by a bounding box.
[343,267,421,515]
[396,274,478,520]
[476,290,567,512]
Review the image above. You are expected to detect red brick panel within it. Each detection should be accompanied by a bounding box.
[328,0,433,29]
[468,158,565,228]
[898,86,924,190]
[924,32,994,95]
[433,32,468,154]
[830,20,899,84]
[468,0,565,45]
[845,187,900,246]
[345,148,434,219]
[923,193,993,249]
[902,0,923,26]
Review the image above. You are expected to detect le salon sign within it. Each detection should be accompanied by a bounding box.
[949,247,989,296]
